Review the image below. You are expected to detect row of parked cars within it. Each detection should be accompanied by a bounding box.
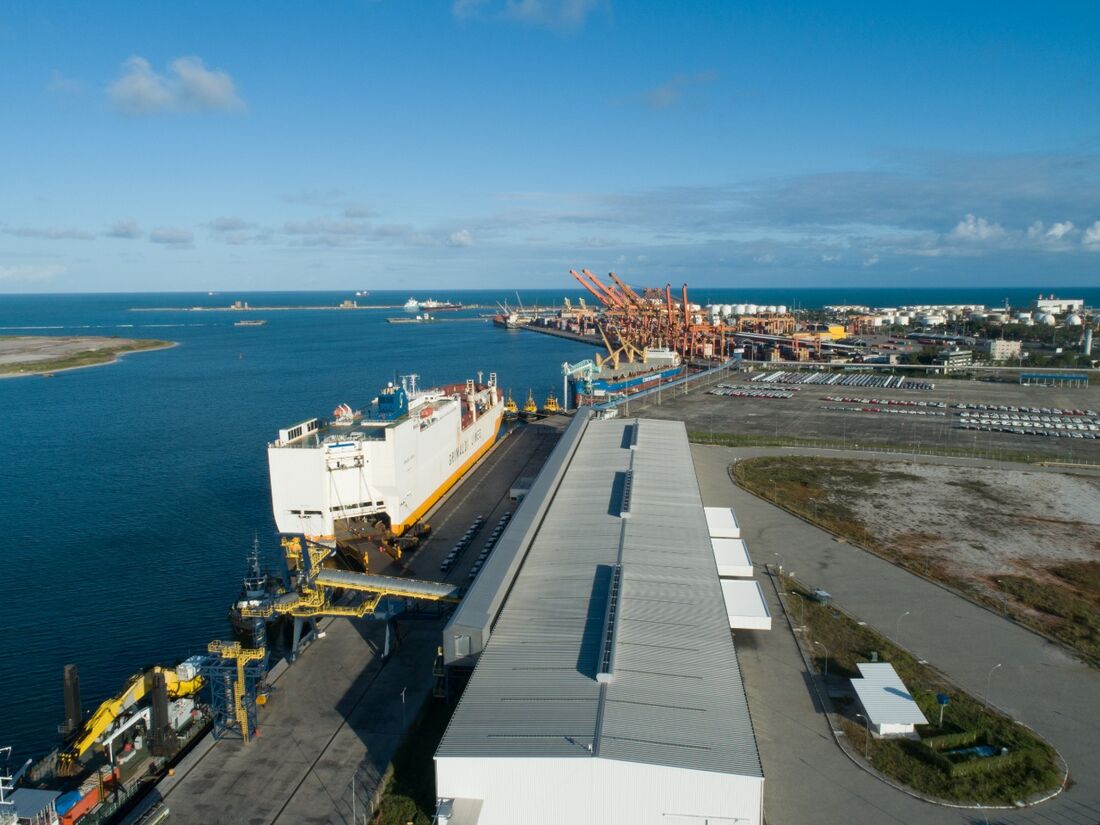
[954,403,1098,417]
[750,370,935,390]
[820,395,948,408]
[957,422,1099,440]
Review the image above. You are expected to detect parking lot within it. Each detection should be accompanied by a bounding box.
[632,369,1100,462]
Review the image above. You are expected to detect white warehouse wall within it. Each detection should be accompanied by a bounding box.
[435,756,763,825]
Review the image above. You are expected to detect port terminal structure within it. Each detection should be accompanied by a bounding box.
[435,411,769,825]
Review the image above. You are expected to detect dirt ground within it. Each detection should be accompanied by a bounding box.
[845,462,1100,586]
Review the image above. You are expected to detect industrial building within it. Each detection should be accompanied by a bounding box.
[982,338,1023,362]
[435,411,765,825]
[850,663,928,737]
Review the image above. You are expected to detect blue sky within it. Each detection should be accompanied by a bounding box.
[2,0,1099,292]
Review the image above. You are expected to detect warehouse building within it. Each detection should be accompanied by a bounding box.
[434,412,764,825]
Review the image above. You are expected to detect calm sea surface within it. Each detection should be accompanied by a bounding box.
[1,286,1096,760]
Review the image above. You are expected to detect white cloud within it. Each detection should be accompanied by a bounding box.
[207,216,253,232]
[949,213,1004,241]
[642,71,719,110]
[108,56,245,115]
[753,253,775,264]
[447,229,474,247]
[454,0,605,28]
[863,254,879,267]
[4,226,94,240]
[104,219,143,239]
[1084,221,1100,247]
[149,227,194,247]
[820,253,841,262]
[47,70,82,95]
[342,204,375,219]
[1045,220,1075,240]
[0,264,66,281]
[1027,221,1045,239]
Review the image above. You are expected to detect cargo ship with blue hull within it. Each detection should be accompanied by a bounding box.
[564,347,688,407]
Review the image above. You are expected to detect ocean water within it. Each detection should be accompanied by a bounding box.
[0,291,596,761]
[1,285,1095,761]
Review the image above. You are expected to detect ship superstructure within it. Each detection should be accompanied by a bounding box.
[268,373,502,541]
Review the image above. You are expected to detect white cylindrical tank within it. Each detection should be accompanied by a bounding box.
[746,304,758,314]
[1037,313,1056,326]
[1065,313,1083,326]
[776,305,787,314]
[766,305,777,313]
[722,304,734,316]
[734,304,747,315]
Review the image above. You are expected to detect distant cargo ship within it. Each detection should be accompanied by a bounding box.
[566,347,688,407]
[268,372,502,547]
[234,319,266,327]
[403,298,463,312]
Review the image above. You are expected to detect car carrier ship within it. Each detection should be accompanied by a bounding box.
[268,372,503,562]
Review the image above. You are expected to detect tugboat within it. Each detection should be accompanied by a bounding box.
[228,536,280,647]
[522,390,539,421]
[541,391,561,415]
[503,390,519,421]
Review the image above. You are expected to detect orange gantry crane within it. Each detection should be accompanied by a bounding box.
[569,269,733,364]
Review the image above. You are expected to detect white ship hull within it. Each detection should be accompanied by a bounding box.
[269,375,503,539]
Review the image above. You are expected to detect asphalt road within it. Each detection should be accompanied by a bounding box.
[691,444,1100,825]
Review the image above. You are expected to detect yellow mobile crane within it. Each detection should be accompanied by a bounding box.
[58,666,203,773]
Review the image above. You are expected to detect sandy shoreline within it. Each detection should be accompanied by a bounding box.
[0,337,177,379]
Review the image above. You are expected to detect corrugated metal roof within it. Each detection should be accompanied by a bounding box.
[443,410,593,664]
[437,417,763,778]
[851,663,929,726]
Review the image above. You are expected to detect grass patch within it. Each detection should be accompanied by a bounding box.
[996,574,1100,662]
[372,696,454,825]
[0,337,172,376]
[784,575,1062,804]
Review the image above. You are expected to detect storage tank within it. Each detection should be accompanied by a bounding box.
[746,304,758,314]
[1037,313,1056,326]
[734,304,747,315]
[766,305,777,313]
[722,304,734,317]
[776,305,787,314]
[1065,313,1083,326]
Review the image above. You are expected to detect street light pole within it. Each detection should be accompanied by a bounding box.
[814,640,829,677]
[985,663,1002,706]
[855,713,871,758]
[895,610,910,646]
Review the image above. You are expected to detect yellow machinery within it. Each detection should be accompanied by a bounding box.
[542,391,561,415]
[504,390,518,418]
[240,537,460,658]
[207,641,266,743]
[59,666,203,773]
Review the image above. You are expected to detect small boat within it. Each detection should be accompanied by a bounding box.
[403,297,421,311]
[522,390,539,420]
[542,391,561,415]
[386,313,435,324]
[504,390,519,420]
[234,319,266,327]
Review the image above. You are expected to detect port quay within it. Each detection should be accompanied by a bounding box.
[6,280,1100,825]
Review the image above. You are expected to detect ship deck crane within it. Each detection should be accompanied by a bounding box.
[58,667,203,773]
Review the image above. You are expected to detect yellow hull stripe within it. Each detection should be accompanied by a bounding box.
[392,416,503,535]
